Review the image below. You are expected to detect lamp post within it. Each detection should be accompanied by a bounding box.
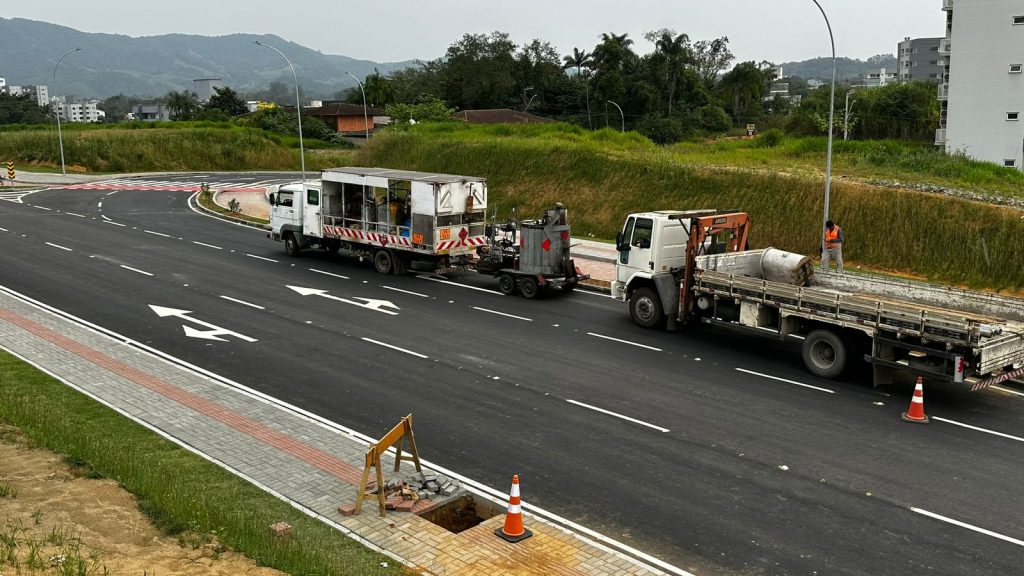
[53,47,81,176]
[843,88,857,141]
[344,71,370,140]
[811,0,837,256]
[255,40,305,185]
[607,100,624,133]
[524,94,537,112]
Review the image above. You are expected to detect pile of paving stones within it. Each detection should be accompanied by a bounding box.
[340,471,461,515]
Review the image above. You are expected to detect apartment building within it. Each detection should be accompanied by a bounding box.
[3,84,50,107]
[897,37,944,82]
[937,0,1024,170]
[57,100,102,123]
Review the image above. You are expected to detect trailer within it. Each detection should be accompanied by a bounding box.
[269,167,488,274]
[611,209,1024,390]
[474,204,588,298]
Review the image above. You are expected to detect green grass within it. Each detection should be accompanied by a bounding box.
[356,124,1024,292]
[0,351,402,576]
[198,187,270,226]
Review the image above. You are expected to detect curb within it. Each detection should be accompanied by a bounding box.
[200,190,271,231]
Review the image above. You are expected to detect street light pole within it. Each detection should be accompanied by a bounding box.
[53,47,81,176]
[255,41,305,185]
[607,100,624,133]
[843,88,857,141]
[811,0,837,256]
[345,71,370,140]
[525,94,537,112]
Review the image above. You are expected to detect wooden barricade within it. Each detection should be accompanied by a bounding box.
[354,414,422,516]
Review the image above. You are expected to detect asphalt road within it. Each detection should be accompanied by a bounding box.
[2,177,1023,575]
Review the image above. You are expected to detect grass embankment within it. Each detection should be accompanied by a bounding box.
[0,122,355,173]
[0,351,401,576]
[357,123,1024,291]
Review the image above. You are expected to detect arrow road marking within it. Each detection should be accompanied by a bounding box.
[286,286,400,315]
[149,305,257,342]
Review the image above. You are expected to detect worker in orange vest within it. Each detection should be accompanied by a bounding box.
[822,219,844,273]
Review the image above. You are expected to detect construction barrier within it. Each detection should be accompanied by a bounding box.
[354,413,422,516]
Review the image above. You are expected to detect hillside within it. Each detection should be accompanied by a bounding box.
[777,54,898,81]
[0,18,414,99]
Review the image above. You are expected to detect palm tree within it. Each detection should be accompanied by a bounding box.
[364,68,396,107]
[563,48,593,128]
[719,61,766,121]
[166,91,198,121]
[653,31,692,115]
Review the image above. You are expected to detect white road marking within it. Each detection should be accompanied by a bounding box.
[103,220,126,227]
[105,191,117,196]
[246,254,279,263]
[219,295,265,310]
[65,212,86,218]
[735,368,836,394]
[120,265,153,276]
[361,337,428,359]
[566,399,670,433]
[192,241,223,250]
[34,205,52,211]
[309,268,349,280]
[932,417,1024,443]
[101,214,111,221]
[472,306,532,321]
[417,274,502,295]
[991,385,1024,397]
[911,508,1024,547]
[574,289,613,299]
[0,227,8,232]
[45,242,72,251]
[97,201,102,208]
[383,285,429,298]
[145,229,172,238]
[586,332,662,352]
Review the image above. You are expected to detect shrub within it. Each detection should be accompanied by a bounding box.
[755,128,785,148]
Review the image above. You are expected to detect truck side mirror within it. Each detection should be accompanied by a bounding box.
[269,193,276,206]
[616,231,628,252]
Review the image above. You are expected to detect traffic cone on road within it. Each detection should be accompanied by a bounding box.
[494,475,533,543]
[901,377,930,424]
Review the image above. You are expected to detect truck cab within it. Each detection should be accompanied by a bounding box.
[269,180,321,256]
[611,211,692,302]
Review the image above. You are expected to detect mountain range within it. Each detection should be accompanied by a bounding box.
[0,18,415,100]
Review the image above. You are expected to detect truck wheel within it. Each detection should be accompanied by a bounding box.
[630,287,665,328]
[373,250,393,274]
[802,329,847,379]
[520,277,539,299]
[498,274,517,295]
[284,233,300,257]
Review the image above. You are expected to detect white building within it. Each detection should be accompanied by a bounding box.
[5,84,49,107]
[864,68,898,87]
[897,37,944,83]
[938,0,1024,170]
[193,78,223,103]
[57,100,102,123]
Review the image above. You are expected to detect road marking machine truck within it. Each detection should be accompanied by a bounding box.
[269,167,488,275]
[611,209,1024,390]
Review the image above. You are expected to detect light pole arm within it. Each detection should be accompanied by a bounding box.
[256,41,305,185]
[345,71,370,140]
[607,100,624,133]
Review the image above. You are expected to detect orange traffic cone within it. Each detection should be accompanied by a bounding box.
[901,377,930,424]
[494,475,533,543]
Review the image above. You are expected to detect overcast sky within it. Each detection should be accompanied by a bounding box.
[9,0,947,65]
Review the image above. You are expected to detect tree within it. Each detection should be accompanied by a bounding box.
[647,29,692,115]
[385,95,455,123]
[718,61,768,122]
[364,68,396,107]
[563,47,594,128]
[166,90,199,120]
[438,32,518,109]
[204,86,247,117]
[692,37,734,88]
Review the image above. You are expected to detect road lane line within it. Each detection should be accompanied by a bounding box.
[361,337,428,359]
[991,385,1024,397]
[735,368,835,394]
[932,417,1024,443]
[911,508,1024,547]
[0,227,8,232]
[417,274,502,295]
[383,285,429,298]
[192,241,223,250]
[120,265,153,276]
[566,399,670,432]
[45,242,72,252]
[309,268,349,280]
[65,212,86,218]
[34,205,52,211]
[97,201,102,208]
[573,289,613,299]
[219,295,265,310]
[103,220,126,227]
[246,254,279,263]
[586,332,662,352]
[145,229,172,238]
[472,306,532,321]
[105,191,117,196]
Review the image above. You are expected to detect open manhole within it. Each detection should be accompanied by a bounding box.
[418,493,502,534]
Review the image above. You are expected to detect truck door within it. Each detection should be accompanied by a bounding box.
[269,186,302,235]
[615,216,654,285]
[302,187,322,237]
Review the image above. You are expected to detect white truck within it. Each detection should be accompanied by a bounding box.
[269,167,488,274]
[611,209,1024,390]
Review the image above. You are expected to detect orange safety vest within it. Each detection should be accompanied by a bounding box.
[824,226,842,245]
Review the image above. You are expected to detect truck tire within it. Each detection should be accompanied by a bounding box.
[520,276,539,299]
[373,250,393,274]
[630,286,665,328]
[498,274,517,295]
[284,233,300,257]
[802,329,847,379]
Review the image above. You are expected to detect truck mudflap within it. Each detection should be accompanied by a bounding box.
[652,272,679,325]
[969,365,1024,392]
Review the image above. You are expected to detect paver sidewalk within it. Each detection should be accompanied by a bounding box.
[0,288,666,575]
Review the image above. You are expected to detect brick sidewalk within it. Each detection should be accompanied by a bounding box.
[0,288,669,576]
